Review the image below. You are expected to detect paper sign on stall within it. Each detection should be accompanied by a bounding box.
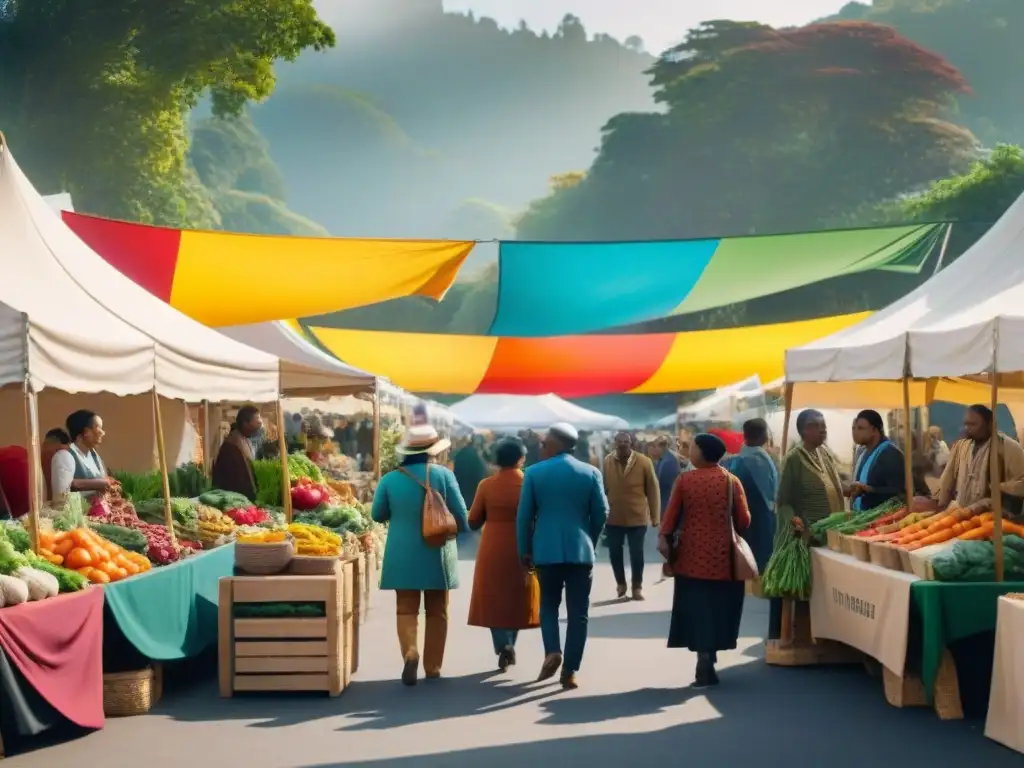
[809,549,919,676]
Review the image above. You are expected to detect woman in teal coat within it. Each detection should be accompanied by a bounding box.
[372,425,470,686]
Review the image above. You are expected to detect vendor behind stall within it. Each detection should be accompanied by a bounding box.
[935,404,1024,517]
[848,409,906,511]
[51,410,118,499]
[212,406,262,502]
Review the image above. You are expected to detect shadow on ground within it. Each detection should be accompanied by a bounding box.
[298,661,1021,768]
[157,670,563,731]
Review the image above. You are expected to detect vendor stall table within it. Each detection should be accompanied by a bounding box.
[104,545,235,666]
[0,589,105,759]
[986,596,1024,754]
[804,548,1024,719]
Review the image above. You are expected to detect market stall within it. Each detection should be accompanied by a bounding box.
[765,187,1024,722]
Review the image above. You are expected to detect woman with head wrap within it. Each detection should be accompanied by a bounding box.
[467,438,540,672]
[849,409,906,511]
[767,409,846,641]
[658,433,751,688]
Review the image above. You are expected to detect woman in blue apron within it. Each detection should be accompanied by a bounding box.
[849,410,906,511]
[50,410,117,499]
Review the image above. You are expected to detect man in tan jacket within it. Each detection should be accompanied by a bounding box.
[603,432,661,600]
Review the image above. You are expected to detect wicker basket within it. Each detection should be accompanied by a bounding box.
[898,547,914,573]
[826,529,843,552]
[848,537,871,562]
[104,665,162,717]
[234,535,296,575]
[289,554,341,575]
[869,542,904,571]
[840,535,855,556]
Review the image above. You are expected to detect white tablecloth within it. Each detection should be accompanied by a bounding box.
[986,596,1024,754]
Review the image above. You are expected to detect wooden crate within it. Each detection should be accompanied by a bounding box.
[218,569,352,697]
[341,559,356,681]
[352,555,366,626]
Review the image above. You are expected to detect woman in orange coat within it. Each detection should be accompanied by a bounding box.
[468,438,539,671]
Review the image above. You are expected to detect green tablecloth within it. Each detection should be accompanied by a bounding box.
[104,545,234,661]
[911,580,1024,700]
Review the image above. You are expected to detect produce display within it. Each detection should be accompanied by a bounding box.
[198,505,236,546]
[38,528,151,584]
[225,506,270,526]
[291,477,332,511]
[931,535,1024,581]
[0,525,88,606]
[236,529,289,544]
[114,463,211,503]
[288,522,342,556]
[294,503,371,536]
[87,492,199,565]
[198,489,253,511]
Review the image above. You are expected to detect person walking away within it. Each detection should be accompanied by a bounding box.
[849,410,906,511]
[603,432,660,600]
[212,406,262,502]
[468,438,539,671]
[772,409,845,639]
[659,433,750,687]
[934,405,1024,518]
[372,425,469,686]
[650,435,682,516]
[517,422,608,689]
[453,435,489,507]
[722,419,778,574]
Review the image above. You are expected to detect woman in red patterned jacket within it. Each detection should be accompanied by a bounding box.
[658,432,751,688]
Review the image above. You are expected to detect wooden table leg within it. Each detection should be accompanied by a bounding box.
[780,598,794,645]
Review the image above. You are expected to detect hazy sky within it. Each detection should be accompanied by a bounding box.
[444,1,851,53]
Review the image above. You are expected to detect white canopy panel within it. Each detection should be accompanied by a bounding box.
[0,141,280,402]
[451,393,628,432]
[787,195,1024,383]
[218,321,377,396]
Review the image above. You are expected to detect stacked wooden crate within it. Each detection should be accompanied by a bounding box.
[218,559,356,696]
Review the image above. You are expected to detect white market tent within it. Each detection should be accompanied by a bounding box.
[0,139,280,402]
[786,189,1024,410]
[451,393,628,432]
[219,321,377,397]
[654,376,768,428]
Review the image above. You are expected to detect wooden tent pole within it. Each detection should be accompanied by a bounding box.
[152,390,177,546]
[372,387,382,481]
[200,400,211,479]
[902,378,914,508]
[780,383,794,454]
[276,400,293,523]
[990,373,1004,582]
[23,388,41,554]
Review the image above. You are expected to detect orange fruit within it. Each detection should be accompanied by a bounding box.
[76,566,95,579]
[89,570,110,584]
[65,547,93,570]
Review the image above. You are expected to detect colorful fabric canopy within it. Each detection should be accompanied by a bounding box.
[490,224,943,336]
[306,312,869,397]
[61,212,475,327]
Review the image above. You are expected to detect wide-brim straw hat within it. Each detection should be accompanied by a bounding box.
[396,425,451,456]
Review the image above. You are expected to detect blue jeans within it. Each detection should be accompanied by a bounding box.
[537,564,593,674]
[605,525,647,586]
[490,629,519,654]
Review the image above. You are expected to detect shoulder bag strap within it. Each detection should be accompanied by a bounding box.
[398,466,428,492]
[724,472,736,534]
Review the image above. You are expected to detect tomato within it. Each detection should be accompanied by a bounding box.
[54,539,74,557]
[76,566,94,579]
[114,567,129,581]
[89,570,110,584]
[70,529,90,548]
[65,547,93,570]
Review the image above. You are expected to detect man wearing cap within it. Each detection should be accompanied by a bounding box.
[517,422,609,690]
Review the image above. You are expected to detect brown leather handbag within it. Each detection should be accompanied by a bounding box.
[724,473,759,581]
[400,467,458,548]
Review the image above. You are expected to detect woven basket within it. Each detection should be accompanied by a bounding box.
[289,555,340,575]
[104,666,161,717]
[235,535,296,575]
[840,535,855,556]
[826,529,843,552]
[848,537,871,562]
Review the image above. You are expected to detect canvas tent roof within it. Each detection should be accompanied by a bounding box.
[451,393,628,432]
[786,192,1024,387]
[218,321,378,397]
[0,139,279,402]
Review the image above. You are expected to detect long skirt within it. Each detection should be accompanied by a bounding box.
[668,576,745,652]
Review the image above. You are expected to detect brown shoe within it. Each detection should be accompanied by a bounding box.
[560,671,578,690]
[401,656,419,687]
[616,584,627,599]
[632,585,645,601]
[538,653,563,681]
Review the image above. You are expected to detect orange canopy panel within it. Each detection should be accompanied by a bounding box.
[307,312,870,396]
[61,212,475,327]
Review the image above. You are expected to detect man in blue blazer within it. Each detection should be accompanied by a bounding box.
[517,422,609,689]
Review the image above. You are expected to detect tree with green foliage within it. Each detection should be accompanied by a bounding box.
[517,20,976,241]
[0,0,333,225]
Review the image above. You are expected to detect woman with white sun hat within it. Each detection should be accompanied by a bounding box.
[372,424,470,686]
